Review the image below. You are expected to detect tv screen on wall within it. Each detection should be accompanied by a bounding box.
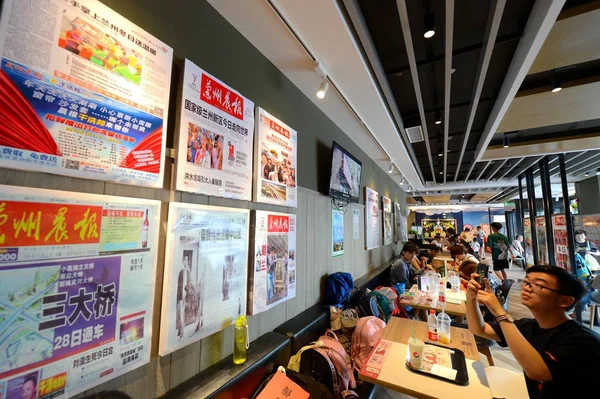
[328,141,362,203]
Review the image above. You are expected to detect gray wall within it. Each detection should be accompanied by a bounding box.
[576,176,600,215]
[0,0,406,397]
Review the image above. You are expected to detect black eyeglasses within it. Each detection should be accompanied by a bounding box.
[518,279,562,294]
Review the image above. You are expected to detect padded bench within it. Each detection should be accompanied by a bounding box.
[162,332,291,399]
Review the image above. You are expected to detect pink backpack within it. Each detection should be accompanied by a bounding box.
[351,316,386,373]
[318,330,357,394]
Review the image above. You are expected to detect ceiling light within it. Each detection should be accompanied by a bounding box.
[316,78,329,99]
[424,12,435,38]
[551,69,562,93]
[435,111,441,125]
[400,177,405,185]
[439,171,443,175]
[388,162,394,174]
[584,172,589,177]
[596,168,600,176]
[438,153,443,157]
[503,134,510,148]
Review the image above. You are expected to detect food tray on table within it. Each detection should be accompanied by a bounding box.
[405,342,469,385]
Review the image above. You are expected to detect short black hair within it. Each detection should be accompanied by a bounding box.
[472,237,477,242]
[491,222,503,231]
[464,228,471,232]
[446,227,455,235]
[476,225,481,229]
[434,234,441,239]
[449,245,465,257]
[574,229,587,236]
[515,234,523,240]
[526,265,586,310]
[423,244,441,254]
[401,242,419,255]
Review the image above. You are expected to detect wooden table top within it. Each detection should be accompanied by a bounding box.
[381,318,479,361]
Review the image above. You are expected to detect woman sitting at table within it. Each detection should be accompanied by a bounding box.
[391,242,424,287]
[450,245,479,289]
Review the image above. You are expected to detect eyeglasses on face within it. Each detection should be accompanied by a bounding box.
[518,279,562,294]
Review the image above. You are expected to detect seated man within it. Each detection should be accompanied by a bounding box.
[466,265,600,398]
[416,245,441,270]
[390,242,423,288]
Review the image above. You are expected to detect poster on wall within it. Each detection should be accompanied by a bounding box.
[332,209,344,257]
[174,59,255,199]
[248,211,296,315]
[159,203,249,356]
[254,108,297,207]
[0,0,173,187]
[0,184,160,397]
[365,187,381,250]
[536,216,549,265]
[353,209,360,240]
[523,218,533,263]
[382,197,393,245]
[552,215,570,270]
[421,218,457,240]
[393,202,408,242]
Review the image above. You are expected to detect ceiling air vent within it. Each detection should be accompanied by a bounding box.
[406,125,424,143]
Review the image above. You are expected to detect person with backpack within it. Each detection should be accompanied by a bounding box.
[487,222,510,281]
[390,242,423,287]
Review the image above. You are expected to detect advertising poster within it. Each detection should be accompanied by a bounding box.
[365,187,381,250]
[421,218,457,239]
[552,215,570,270]
[248,211,296,315]
[0,184,160,397]
[254,108,297,207]
[382,197,393,245]
[353,209,360,240]
[394,202,408,242]
[0,0,173,187]
[523,218,533,263]
[536,216,548,265]
[159,203,249,356]
[332,209,344,257]
[174,59,255,199]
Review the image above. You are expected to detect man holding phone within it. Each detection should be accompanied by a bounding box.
[466,265,600,398]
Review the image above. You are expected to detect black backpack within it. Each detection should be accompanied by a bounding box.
[251,367,334,399]
[354,290,384,320]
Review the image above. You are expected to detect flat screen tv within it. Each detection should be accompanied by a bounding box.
[328,141,362,203]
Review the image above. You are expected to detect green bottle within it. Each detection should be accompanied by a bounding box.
[233,315,248,365]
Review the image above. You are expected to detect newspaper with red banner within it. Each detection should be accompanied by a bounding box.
[552,215,570,270]
[0,184,160,398]
[174,59,255,200]
[0,0,173,187]
[248,211,297,315]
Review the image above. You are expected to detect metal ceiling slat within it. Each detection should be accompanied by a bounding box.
[476,160,493,180]
[395,0,437,183]
[509,156,544,179]
[568,160,600,177]
[563,152,600,173]
[464,161,478,182]
[453,0,506,181]
[548,151,588,174]
[488,159,508,180]
[443,0,455,183]
[498,157,524,179]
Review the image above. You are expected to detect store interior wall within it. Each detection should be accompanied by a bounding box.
[576,176,600,215]
[0,0,407,397]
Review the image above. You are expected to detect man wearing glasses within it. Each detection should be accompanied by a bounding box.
[466,265,600,398]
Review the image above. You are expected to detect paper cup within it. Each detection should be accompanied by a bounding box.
[408,337,425,369]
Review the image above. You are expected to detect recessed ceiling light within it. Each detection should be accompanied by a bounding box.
[424,12,435,38]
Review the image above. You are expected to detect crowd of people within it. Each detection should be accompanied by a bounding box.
[186,123,224,170]
[260,150,296,187]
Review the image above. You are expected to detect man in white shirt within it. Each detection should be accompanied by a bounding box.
[476,226,486,259]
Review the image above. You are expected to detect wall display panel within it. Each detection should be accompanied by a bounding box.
[523,218,533,263]
[421,218,457,239]
[0,0,173,187]
[253,108,297,207]
[174,59,255,199]
[332,209,344,257]
[552,215,570,270]
[159,203,249,356]
[394,202,407,243]
[536,216,549,265]
[0,184,160,397]
[365,187,381,250]
[382,196,393,245]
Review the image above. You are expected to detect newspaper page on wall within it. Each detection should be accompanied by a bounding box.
[0,0,173,187]
[332,209,344,257]
[159,203,249,356]
[254,108,297,207]
[394,202,408,242]
[382,196,393,245]
[174,60,255,199]
[248,211,297,315]
[365,187,381,250]
[552,215,570,270]
[0,184,160,398]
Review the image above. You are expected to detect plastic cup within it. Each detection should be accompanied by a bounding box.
[408,337,425,369]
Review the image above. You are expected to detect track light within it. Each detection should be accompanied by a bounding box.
[503,134,510,148]
[388,162,394,174]
[316,78,329,99]
[438,153,443,157]
[596,168,600,176]
[435,111,441,125]
[551,70,562,93]
[424,12,435,38]
[439,171,443,175]
[585,172,589,177]
[400,177,405,185]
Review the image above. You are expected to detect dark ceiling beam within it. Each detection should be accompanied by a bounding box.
[443,0,455,183]
[488,158,508,180]
[473,0,566,161]
[386,33,521,77]
[454,0,506,182]
[395,0,436,183]
[510,156,545,178]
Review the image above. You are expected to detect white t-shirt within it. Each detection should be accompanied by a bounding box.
[471,241,481,252]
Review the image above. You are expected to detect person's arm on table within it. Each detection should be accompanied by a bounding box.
[475,280,553,382]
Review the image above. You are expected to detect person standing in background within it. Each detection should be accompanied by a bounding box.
[488,222,510,281]
[476,225,486,259]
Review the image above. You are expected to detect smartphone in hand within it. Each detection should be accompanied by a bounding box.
[475,263,489,287]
